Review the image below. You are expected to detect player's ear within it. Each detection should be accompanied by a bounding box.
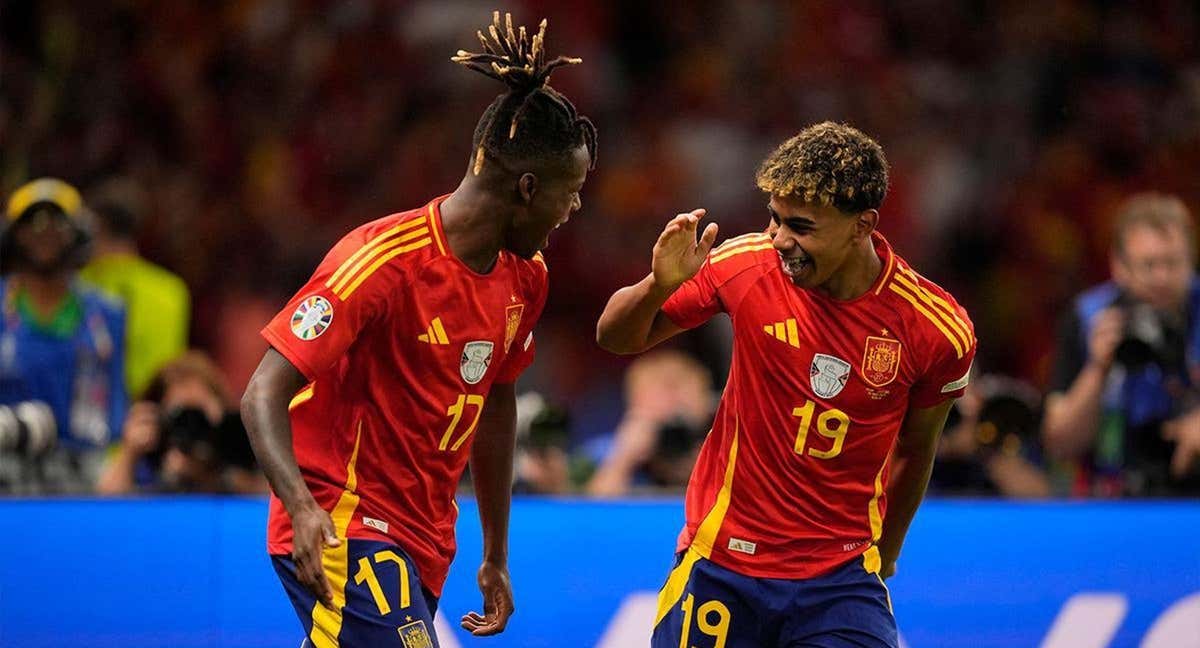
[855,209,879,240]
[518,173,538,205]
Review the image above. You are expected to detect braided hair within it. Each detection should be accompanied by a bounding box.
[453,11,597,176]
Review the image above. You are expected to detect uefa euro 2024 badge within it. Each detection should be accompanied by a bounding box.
[291,295,333,341]
[460,341,494,385]
[810,353,851,399]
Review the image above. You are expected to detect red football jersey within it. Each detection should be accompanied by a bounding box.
[261,196,547,595]
[661,231,975,579]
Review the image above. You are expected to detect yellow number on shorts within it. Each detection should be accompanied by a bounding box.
[353,551,412,615]
[439,394,486,451]
[792,399,850,460]
[679,593,731,648]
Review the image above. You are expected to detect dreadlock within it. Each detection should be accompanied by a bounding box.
[453,11,597,175]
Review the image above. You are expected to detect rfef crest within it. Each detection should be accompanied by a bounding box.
[862,336,902,387]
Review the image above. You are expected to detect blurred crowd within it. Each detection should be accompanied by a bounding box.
[2,0,1199,497]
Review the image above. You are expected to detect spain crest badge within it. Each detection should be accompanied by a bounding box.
[861,336,901,387]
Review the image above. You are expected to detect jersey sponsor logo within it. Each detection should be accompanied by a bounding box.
[941,362,972,393]
[861,336,902,387]
[727,538,757,555]
[418,317,450,345]
[290,295,333,340]
[504,304,524,352]
[398,619,434,648]
[811,353,851,399]
[762,318,801,348]
[460,341,494,385]
[362,516,389,534]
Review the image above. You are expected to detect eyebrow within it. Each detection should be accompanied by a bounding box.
[768,205,816,227]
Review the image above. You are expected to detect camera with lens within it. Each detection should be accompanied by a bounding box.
[655,414,712,461]
[158,407,255,469]
[0,401,57,458]
[1113,293,1185,371]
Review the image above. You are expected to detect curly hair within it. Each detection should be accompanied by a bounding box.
[755,122,888,213]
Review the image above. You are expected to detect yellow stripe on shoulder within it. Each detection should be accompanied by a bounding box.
[888,282,966,359]
[326,216,428,289]
[710,241,773,265]
[893,266,973,346]
[532,251,547,270]
[336,238,431,300]
[712,232,770,253]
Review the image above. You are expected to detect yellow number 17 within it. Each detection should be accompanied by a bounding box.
[792,399,850,459]
[440,394,485,451]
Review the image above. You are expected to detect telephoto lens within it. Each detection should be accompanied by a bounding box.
[0,401,57,457]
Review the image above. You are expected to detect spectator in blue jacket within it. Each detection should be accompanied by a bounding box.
[0,178,126,493]
[1043,193,1200,496]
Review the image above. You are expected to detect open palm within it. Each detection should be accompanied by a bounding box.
[652,209,719,290]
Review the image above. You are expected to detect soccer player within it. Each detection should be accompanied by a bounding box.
[597,122,975,647]
[240,13,595,647]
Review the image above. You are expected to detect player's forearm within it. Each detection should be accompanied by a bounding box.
[876,441,937,567]
[471,387,518,565]
[241,352,318,515]
[1042,362,1107,459]
[596,274,676,354]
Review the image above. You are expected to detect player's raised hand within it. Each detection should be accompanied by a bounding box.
[461,560,515,636]
[291,505,341,607]
[652,209,719,290]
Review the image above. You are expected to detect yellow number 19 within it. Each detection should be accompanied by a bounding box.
[792,399,850,459]
[679,593,730,648]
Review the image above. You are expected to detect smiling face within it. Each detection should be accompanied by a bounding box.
[767,194,874,291]
[504,144,590,259]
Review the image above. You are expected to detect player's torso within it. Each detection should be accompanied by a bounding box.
[683,245,927,577]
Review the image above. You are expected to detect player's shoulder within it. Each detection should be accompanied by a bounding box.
[705,231,776,278]
[317,201,446,302]
[880,255,975,361]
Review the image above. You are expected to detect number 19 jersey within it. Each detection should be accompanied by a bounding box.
[260,196,548,596]
[661,231,975,579]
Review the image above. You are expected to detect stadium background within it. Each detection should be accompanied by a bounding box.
[2,0,1198,646]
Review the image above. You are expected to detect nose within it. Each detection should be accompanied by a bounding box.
[771,227,792,252]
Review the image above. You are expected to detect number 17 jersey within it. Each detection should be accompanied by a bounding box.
[661,231,975,579]
[260,196,548,596]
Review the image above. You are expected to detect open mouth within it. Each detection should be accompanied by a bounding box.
[779,251,812,278]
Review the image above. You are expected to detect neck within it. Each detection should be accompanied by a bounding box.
[439,176,512,274]
[816,236,882,301]
[12,272,72,317]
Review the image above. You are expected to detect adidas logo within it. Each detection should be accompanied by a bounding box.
[763,319,800,348]
[418,317,450,345]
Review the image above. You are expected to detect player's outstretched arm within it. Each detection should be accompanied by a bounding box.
[596,209,718,354]
[462,382,518,636]
[876,398,955,579]
[241,348,341,606]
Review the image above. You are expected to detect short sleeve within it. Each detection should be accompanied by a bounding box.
[910,336,976,409]
[661,259,723,330]
[261,231,398,380]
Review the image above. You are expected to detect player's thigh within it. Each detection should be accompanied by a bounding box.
[274,539,440,648]
[651,550,764,648]
[782,558,897,648]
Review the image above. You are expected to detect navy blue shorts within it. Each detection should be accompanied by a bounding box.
[272,539,440,648]
[652,547,897,648]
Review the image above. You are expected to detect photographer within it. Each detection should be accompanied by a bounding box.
[933,375,1051,498]
[0,178,126,494]
[97,352,266,494]
[1043,193,1200,496]
[587,350,713,497]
